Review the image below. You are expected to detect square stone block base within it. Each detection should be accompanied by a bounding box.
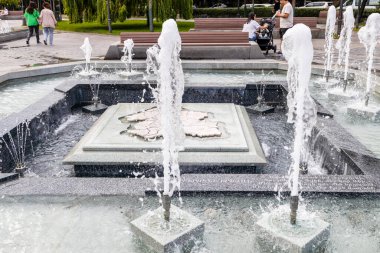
[255,213,330,253]
[313,79,340,88]
[131,205,204,253]
[347,106,380,121]
[82,103,108,115]
[246,104,275,114]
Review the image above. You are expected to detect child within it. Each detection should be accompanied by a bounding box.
[39,2,57,46]
[24,2,40,45]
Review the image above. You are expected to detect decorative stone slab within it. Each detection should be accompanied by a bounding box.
[130,205,204,253]
[82,103,108,115]
[83,103,248,152]
[255,210,330,253]
[0,173,18,184]
[63,103,267,169]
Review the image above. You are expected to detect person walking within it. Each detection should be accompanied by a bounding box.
[275,0,293,54]
[39,2,57,46]
[24,2,40,46]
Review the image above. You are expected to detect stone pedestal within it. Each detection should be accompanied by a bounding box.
[77,70,100,78]
[255,210,330,253]
[327,89,359,100]
[118,71,144,79]
[131,205,204,253]
[313,78,340,88]
[246,104,275,114]
[347,105,380,121]
[82,103,108,115]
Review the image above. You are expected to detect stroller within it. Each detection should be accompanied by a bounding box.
[256,17,277,55]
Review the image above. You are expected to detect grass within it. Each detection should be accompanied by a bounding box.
[56,20,194,35]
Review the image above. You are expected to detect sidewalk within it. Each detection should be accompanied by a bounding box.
[0,30,118,75]
[0,30,378,75]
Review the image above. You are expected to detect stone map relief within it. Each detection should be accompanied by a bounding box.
[119,107,223,140]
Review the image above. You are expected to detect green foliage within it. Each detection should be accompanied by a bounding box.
[353,8,380,18]
[62,0,193,24]
[294,8,321,17]
[56,20,194,34]
[118,5,128,22]
[0,0,18,7]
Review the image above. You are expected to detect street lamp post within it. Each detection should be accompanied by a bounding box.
[148,0,153,32]
[107,0,112,33]
[337,0,343,34]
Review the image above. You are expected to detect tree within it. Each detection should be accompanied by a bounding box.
[0,0,19,8]
[62,0,193,23]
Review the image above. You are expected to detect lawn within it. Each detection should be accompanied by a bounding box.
[56,20,195,35]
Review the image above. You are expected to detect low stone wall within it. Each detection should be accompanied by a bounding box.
[105,44,265,60]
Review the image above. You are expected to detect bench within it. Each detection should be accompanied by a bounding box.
[194,17,318,30]
[105,31,265,60]
[120,31,249,45]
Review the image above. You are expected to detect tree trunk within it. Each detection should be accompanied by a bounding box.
[357,0,368,25]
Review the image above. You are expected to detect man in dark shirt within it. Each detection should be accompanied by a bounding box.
[273,0,281,13]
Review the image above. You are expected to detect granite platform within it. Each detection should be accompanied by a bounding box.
[63,103,267,176]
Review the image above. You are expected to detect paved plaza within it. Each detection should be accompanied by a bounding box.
[1,23,379,75]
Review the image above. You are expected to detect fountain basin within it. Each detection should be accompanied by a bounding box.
[131,205,204,253]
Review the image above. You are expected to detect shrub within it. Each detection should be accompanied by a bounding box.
[118,5,127,22]
[0,0,18,8]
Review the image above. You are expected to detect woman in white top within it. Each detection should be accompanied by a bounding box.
[243,12,268,42]
[39,2,57,46]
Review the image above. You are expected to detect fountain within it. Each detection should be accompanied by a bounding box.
[129,19,204,253]
[118,39,144,79]
[245,70,275,114]
[255,24,330,253]
[347,13,380,120]
[314,6,339,87]
[75,38,107,114]
[0,19,11,34]
[0,120,30,176]
[327,6,359,100]
[77,38,100,78]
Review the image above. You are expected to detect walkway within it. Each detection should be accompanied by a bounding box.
[0,30,379,75]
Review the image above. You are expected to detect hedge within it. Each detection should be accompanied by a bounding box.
[193,7,379,18]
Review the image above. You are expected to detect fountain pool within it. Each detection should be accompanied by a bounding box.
[0,60,379,252]
[1,69,378,158]
[0,194,379,253]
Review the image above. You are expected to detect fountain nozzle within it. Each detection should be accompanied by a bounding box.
[257,96,263,108]
[299,162,308,175]
[343,79,348,92]
[290,196,299,225]
[364,93,369,107]
[325,70,330,83]
[162,194,171,222]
